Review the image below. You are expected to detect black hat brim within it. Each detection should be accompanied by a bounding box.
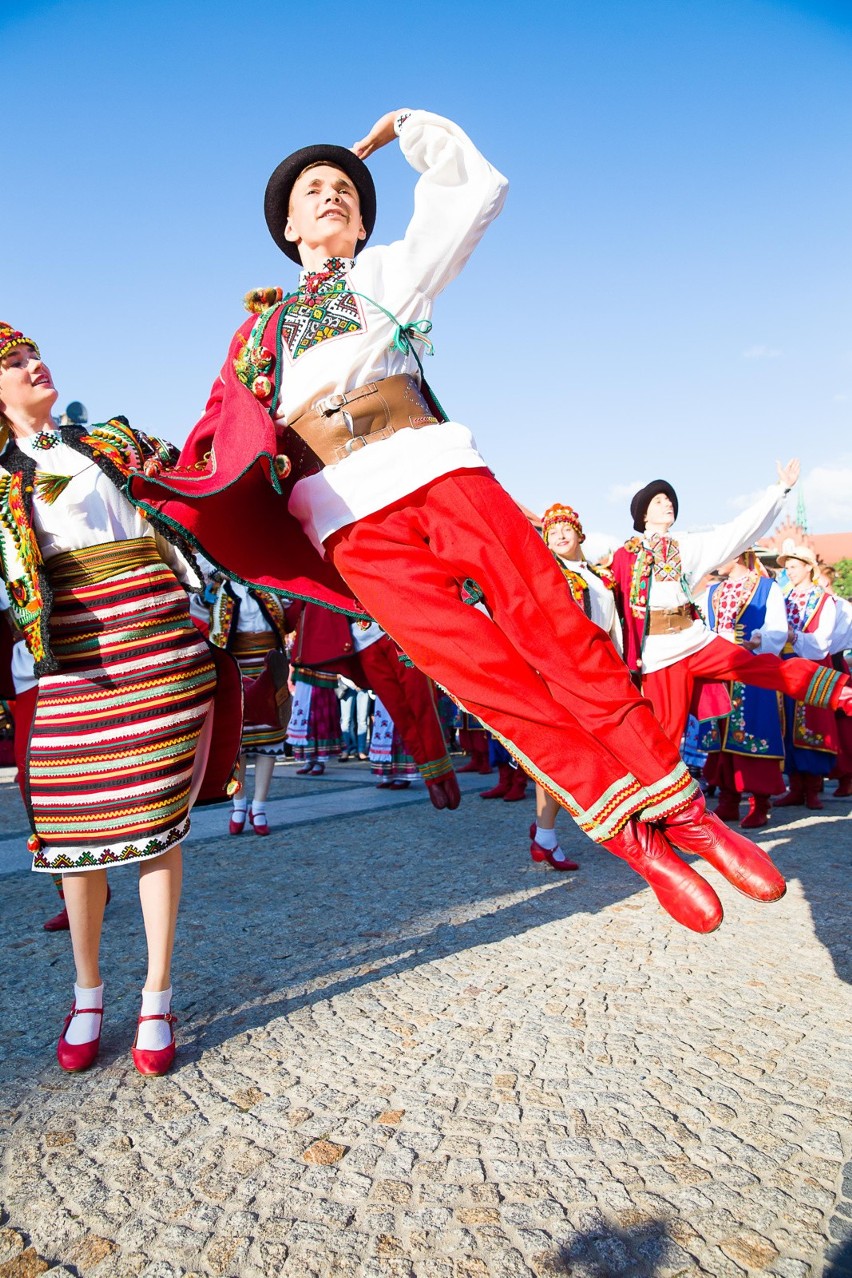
[264,145,377,264]
[630,480,679,533]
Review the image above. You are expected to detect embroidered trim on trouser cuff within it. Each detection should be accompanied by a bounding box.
[419,755,455,782]
[805,665,843,710]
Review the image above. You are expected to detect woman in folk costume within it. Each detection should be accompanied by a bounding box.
[774,545,841,810]
[611,475,851,747]
[208,575,292,832]
[0,323,242,1075]
[129,108,839,936]
[525,504,623,872]
[700,552,787,829]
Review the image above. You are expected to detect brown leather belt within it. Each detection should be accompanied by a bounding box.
[283,374,439,471]
[647,604,696,636]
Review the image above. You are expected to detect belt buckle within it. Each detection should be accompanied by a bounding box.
[316,392,346,416]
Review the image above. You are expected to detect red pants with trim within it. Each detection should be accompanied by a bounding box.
[642,636,844,746]
[327,469,693,837]
[357,635,451,783]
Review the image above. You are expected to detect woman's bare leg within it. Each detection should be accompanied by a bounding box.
[138,845,183,991]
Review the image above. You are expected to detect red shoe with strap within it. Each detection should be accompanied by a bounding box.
[131,1013,177,1076]
[57,1003,104,1072]
[229,809,248,835]
[657,797,785,902]
[250,809,270,836]
[529,823,579,872]
[603,818,724,933]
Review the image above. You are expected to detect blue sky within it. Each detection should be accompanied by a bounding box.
[3,0,850,552]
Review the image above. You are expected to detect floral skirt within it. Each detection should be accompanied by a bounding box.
[29,546,216,873]
[369,698,418,780]
[286,671,342,761]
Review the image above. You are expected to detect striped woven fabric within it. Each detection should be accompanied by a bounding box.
[231,630,287,756]
[29,550,217,872]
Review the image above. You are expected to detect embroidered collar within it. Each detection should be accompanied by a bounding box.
[298,257,354,296]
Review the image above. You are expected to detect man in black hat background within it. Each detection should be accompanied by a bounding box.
[611,461,851,747]
[134,108,845,934]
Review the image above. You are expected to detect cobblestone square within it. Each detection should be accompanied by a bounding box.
[2,762,851,1276]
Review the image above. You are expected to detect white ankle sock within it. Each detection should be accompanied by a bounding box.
[232,797,248,814]
[534,824,558,850]
[136,986,173,1052]
[251,802,266,819]
[65,983,104,1045]
[549,846,570,864]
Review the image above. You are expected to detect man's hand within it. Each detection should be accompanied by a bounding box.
[352,111,400,159]
[776,458,800,490]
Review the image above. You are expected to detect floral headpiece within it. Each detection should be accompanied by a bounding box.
[542,503,585,545]
[0,322,39,362]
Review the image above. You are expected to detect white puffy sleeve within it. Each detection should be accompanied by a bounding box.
[381,110,509,300]
[751,580,788,655]
[792,595,837,661]
[679,485,789,585]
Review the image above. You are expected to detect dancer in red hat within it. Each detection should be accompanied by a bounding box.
[131,109,851,934]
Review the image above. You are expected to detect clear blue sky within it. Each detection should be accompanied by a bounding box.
[4,0,850,551]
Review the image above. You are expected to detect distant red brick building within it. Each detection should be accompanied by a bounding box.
[759,516,852,566]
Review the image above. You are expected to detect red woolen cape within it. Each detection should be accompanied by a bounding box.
[127,319,363,619]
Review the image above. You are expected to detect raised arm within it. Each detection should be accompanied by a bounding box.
[354,108,509,299]
[681,459,799,584]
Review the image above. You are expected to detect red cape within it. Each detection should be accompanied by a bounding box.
[128,318,362,619]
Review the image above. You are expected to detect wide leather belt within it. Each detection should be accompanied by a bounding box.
[647,604,696,636]
[283,373,439,471]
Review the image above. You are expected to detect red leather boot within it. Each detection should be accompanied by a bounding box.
[502,767,529,802]
[833,774,852,798]
[602,818,723,933]
[714,788,741,822]
[774,773,805,807]
[427,773,461,810]
[803,774,824,810]
[657,797,785,902]
[740,794,770,830]
[480,764,512,799]
[458,748,485,774]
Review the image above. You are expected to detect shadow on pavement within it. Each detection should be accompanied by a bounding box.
[542,1216,678,1276]
[824,1237,852,1277]
[757,803,852,985]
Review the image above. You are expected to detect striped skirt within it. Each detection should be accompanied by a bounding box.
[231,630,287,757]
[29,540,217,873]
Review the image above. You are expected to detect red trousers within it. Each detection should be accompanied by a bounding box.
[356,635,452,783]
[642,636,846,746]
[328,470,696,841]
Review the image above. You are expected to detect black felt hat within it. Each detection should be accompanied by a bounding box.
[264,145,377,264]
[630,479,679,533]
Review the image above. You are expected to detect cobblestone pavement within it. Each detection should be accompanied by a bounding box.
[1,759,852,1278]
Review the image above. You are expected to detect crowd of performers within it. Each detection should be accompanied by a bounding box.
[2,107,851,1079]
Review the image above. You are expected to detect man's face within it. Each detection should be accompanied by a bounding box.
[285,164,365,261]
[547,522,582,560]
[644,492,675,531]
[784,557,813,588]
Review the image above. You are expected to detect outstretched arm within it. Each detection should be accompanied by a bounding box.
[681,461,799,584]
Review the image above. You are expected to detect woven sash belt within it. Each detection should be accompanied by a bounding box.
[646,604,697,636]
[46,536,163,588]
[282,373,438,473]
